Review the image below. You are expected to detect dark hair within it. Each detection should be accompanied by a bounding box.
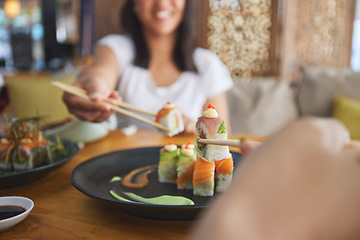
[121,0,198,72]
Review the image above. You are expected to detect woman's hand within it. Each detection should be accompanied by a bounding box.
[191,117,360,240]
[179,115,196,135]
[62,73,121,123]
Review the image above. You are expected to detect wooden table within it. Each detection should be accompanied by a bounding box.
[0,130,244,240]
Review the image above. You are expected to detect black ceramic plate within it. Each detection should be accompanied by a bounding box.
[0,140,79,189]
[70,146,242,220]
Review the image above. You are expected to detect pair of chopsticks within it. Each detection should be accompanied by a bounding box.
[197,138,360,159]
[197,138,242,147]
[51,81,171,132]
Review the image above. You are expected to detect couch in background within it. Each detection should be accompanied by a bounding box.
[227,66,360,140]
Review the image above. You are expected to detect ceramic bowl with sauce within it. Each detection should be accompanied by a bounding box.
[0,196,34,231]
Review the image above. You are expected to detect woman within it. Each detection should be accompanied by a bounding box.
[62,0,233,135]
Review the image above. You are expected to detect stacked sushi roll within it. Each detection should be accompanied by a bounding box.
[176,142,197,190]
[155,102,185,137]
[193,104,233,196]
[158,142,179,183]
[195,104,231,161]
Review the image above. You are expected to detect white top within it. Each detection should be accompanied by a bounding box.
[98,34,233,129]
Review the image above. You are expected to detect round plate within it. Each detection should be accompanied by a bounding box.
[70,146,242,220]
[0,140,79,189]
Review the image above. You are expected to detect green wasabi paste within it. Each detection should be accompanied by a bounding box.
[109,190,194,205]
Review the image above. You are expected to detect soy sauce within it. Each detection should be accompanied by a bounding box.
[0,205,26,220]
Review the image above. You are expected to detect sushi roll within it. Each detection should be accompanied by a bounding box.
[196,104,231,162]
[193,156,215,196]
[0,137,12,171]
[33,137,52,168]
[176,142,197,190]
[215,157,233,192]
[13,131,51,171]
[12,139,34,171]
[155,102,185,137]
[158,142,179,183]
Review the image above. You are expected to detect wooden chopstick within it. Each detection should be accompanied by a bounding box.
[196,138,242,147]
[51,81,171,132]
[53,81,156,116]
[198,138,360,160]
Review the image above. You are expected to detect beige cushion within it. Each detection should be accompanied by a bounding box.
[298,66,360,117]
[227,78,298,136]
[5,75,75,124]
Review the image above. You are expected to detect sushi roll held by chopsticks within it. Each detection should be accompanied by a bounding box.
[155,102,185,137]
[195,104,231,162]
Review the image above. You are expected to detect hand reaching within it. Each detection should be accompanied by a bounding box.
[62,73,121,123]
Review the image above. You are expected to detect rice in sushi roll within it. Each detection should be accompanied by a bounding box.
[158,142,179,183]
[176,142,196,190]
[155,102,184,137]
[196,104,231,162]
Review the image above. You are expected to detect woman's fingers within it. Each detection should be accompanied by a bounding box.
[62,75,120,123]
[180,115,196,135]
[239,140,261,157]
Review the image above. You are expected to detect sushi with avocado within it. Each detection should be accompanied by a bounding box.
[158,142,179,183]
[176,142,196,190]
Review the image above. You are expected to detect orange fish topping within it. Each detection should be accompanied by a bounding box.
[207,104,215,109]
[184,142,192,149]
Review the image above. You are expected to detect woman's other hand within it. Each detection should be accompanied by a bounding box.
[191,117,360,240]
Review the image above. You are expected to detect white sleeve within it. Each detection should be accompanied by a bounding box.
[194,48,234,98]
[97,34,135,69]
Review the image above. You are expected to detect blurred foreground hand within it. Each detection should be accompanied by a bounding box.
[190,117,360,240]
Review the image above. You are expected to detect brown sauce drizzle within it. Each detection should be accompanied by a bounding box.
[121,164,157,188]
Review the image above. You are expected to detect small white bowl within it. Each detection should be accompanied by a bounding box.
[0,196,34,232]
[45,114,118,144]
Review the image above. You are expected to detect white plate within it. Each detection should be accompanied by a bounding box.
[0,196,34,231]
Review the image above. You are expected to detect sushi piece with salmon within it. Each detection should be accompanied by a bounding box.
[176,142,197,190]
[158,142,179,183]
[195,104,231,162]
[155,102,185,137]
[193,156,215,196]
[215,156,233,192]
